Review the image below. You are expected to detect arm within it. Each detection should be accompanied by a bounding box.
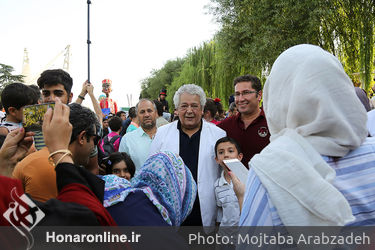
[228,171,245,212]
[74,81,88,105]
[86,82,103,125]
[0,128,34,177]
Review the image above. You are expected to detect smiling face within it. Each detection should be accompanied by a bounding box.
[177,93,203,131]
[234,81,262,116]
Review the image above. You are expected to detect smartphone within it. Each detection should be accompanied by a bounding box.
[23,103,55,132]
[223,159,249,185]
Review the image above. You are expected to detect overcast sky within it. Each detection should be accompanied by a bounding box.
[0,0,218,108]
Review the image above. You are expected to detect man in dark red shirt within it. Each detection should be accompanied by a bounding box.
[218,74,270,166]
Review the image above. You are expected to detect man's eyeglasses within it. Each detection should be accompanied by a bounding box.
[234,90,258,98]
[87,132,101,145]
[179,104,200,111]
[93,135,101,146]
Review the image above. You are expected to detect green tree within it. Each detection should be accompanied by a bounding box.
[139,58,184,106]
[140,0,375,109]
[0,63,24,92]
[209,0,375,91]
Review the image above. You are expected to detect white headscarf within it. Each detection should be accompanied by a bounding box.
[250,44,367,226]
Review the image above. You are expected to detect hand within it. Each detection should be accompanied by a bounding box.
[43,98,72,153]
[86,82,94,96]
[80,81,88,96]
[0,128,34,177]
[228,171,245,212]
[98,163,106,175]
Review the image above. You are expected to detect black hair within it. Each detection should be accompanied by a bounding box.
[233,74,262,93]
[214,99,224,118]
[214,136,242,157]
[68,103,100,144]
[116,111,125,117]
[106,152,136,178]
[1,82,34,114]
[28,84,41,104]
[37,69,73,94]
[108,116,122,131]
[204,98,218,119]
[153,99,164,116]
[128,107,136,119]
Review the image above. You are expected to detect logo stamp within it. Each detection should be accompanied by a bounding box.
[258,127,269,138]
[3,187,45,250]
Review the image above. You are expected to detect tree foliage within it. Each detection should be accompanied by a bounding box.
[139,58,185,101]
[140,0,375,109]
[0,63,24,93]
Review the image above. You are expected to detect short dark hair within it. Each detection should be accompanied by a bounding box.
[153,99,163,116]
[128,107,136,119]
[68,103,100,144]
[106,152,136,178]
[204,98,218,119]
[214,136,242,157]
[28,84,41,104]
[37,69,73,94]
[116,111,125,117]
[108,116,122,131]
[1,82,34,114]
[233,74,262,92]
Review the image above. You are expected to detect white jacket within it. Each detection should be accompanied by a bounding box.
[149,120,226,226]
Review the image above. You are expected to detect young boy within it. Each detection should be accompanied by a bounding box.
[214,136,243,227]
[98,116,122,167]
[0,83,35,136]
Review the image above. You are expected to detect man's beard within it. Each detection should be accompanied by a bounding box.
[142,121,155,130]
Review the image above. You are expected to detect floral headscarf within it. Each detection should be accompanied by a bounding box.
[101,151,197,226]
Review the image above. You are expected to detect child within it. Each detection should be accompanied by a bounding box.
[98,116,122,166]
[0,83,35,136]
[106,152,136,180]
[214,136,243,227]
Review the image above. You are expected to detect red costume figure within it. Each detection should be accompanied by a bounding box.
[99,79,118,115]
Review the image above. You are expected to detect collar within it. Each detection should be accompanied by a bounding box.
[218,170,232,186]
[138,126,156,139]
[237,108,266,124]
[177,119,203,134]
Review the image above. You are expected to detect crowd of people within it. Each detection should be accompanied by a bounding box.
[1,43,375,247]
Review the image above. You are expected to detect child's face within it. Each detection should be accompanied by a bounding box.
[112,160,131,180]
[215,141,243,170]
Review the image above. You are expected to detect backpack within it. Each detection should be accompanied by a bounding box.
[98,134,121,165]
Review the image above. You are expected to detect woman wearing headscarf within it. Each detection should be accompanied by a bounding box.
[234,44,375,226]
[101,151,197,226]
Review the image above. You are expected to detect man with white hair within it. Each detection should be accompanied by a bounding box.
[233,44,375,227]
[149,84,226,226]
